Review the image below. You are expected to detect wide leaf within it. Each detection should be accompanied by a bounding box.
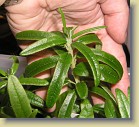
[75,82,88,99]
[72,42,100,86]
[25,55,59,77]
[79,99,94,118]
[7,75,32,118]
[46,53,72,108]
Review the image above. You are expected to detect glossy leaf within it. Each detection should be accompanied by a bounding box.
[93,104,105,117]
[76,33,102,45]
[7,75,32,118]
[93,49,123,79]
[116,89,130,118]
[79,99,94,118]
[100,85,117,104]
[25,55,59,77]
[75,82,88,99]
[19,77,49,86]
[10,56,19,75]
[72,26,106,39]
[58,90,76,118]
[26,90,44,108]
[104,99,119,118]
[20,36,66,56]
[72,42,100,86]
[46,53,72,108]
[91,87,113,101]
[73,62,119,84]
[16,30,59,40]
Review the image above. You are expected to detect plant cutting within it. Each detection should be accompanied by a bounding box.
[0,8,130,118]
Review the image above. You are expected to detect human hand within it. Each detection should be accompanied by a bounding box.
[5,0,130,105]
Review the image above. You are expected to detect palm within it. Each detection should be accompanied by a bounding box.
[6,0,129,97]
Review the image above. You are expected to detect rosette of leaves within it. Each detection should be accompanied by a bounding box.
[0,8,130,118]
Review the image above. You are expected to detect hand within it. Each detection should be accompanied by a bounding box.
[5,0,130,105]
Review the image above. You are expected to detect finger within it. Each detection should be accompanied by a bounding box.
[100,0,129,44]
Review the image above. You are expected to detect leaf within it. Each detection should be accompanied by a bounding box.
[10,56,19,75]
[75,82,88,99]
[25,55,59,77]
[29,109,38,118]
[73,62,120,84]
[58,8,67,34]
[7,75,32,118]
[20,36,66,56]
[72,26,106,39]
[76,33,102,45]
[79,99,94,118]
[116,89,130,118]
[19,77,49,86]
[46,53,72,108]
[72,42,100,86]
[104,99,119,118]
[0,69,7,77]
[100,85,117,104]
[0,107,15,118]
[0,80,7,89]
[58,90,76,118]
[93,49,123,79]
[128,87,130,103]
[26,90,44,108]
[91,87,113,101]
[16,30,59,40]
[93,104,105,117]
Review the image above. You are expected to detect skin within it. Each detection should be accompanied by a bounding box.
[5,0,129,110]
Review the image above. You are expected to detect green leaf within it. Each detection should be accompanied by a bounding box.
[128,87,130,103]
[53,46,67,55]
[72,26,106,39]
[19,77,49,86]
[0,80,7,89]
[116,89,130,118]
[100,85,117,104]
[46,53,72,108]
[73,62,120,84]
[91,87,113,101]
[7,75,32,118]
[79,99,94,118]
[58,90,76,118]
[10,56,19,75]
[93,49,123,79]
[29,109,38,118]
[93,104,105,117]
[0,69,7,77]
[25,55,59,77]
[104,99,119,118]
[75,82,88,99]
[20,36,66,56]
[16,30,59,40]
[0,107,15,118]
[26,90,44,108]
[58,8,67,34]
[76,33,102,45]
[72,42,100,86]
